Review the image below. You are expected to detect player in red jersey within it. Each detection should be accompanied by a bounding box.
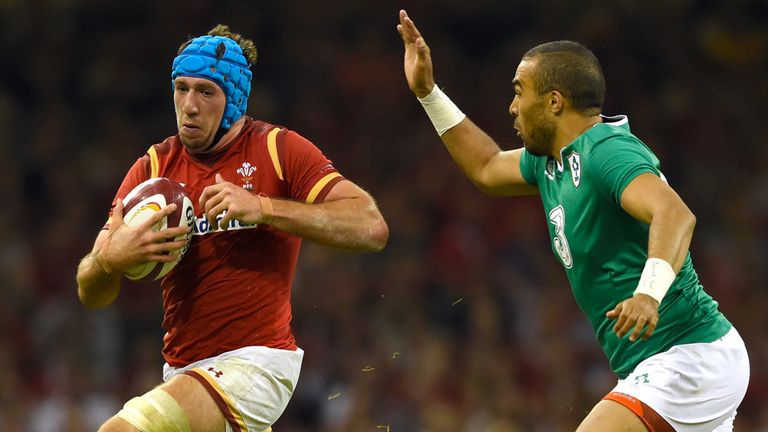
[76,24,388,432]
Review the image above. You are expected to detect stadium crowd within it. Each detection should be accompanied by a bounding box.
[1,0,767,430]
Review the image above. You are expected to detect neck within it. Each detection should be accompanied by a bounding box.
[552,113,602,162]
[190,117,247,156]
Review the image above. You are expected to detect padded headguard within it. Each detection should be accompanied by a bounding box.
[171,35,252,130]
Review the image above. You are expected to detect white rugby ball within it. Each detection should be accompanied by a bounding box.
[121,177,194,282]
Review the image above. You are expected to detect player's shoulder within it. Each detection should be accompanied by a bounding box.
[581,116,649,156]
[146,136,179,157]
[243,117,296,138]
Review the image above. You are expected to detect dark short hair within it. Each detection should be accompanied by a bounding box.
[523,41,605,114]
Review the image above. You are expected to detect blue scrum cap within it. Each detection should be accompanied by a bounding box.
[171,35,252,130]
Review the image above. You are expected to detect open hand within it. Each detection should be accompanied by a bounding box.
[606,293,660,342]
[397,9,435,98]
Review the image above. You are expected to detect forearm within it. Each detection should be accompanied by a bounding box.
[267,196,388,252]
[418,87,536,196]
[646,202,696,273]
[441,118,503,187]
[418,86,502,188]
[76,252,122,308]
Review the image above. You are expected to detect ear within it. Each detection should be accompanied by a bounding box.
[548,90,565,115]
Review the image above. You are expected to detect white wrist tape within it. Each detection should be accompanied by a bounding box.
[634,258,676,303]
[417,85,466,136]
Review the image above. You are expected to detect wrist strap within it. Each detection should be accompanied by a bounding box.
[95,235,114,275]
[417,85,466,136]
[96,232,113,276]
[634,258,675,304]
[257,194,273,224]
[95,251,113,275]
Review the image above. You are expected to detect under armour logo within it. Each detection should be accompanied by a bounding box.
[208,367,224,378]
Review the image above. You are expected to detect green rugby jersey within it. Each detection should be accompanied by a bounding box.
[519,115,731,378]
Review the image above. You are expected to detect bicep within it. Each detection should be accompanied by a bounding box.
[620,173,686,224]
[479,148,538,196]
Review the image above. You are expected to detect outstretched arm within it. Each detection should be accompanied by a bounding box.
[397,9,537,196]
[199,175,388,252]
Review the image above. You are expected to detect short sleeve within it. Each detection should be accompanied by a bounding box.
[279,130,344,203]
[519,148,539,186]
[588,137,660,204]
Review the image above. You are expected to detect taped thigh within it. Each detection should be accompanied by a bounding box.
[116,388,191,432]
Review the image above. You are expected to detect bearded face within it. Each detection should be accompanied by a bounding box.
[512,93,557,157]
[510,59,557,158]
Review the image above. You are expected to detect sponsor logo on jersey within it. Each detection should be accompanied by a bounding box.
[237,162,256,190]
[568,152,581,188]
[191,211,257,236]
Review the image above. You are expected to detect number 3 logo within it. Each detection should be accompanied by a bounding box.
[548,205,573,269]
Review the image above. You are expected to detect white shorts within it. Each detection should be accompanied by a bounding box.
[610,327,749,432]
[163,346,304,432]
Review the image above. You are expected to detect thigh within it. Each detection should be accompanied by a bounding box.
[171,346,303,431]
[577,399,648,432]
[159,374,227,432]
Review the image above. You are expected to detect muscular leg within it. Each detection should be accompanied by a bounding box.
[576,400,648,432]
[98,374,227,432]
[160,374,227,431]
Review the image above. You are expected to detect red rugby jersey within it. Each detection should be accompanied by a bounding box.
[108,118,344,367]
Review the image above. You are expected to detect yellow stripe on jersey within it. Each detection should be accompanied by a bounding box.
[306,172,342,204]
[147,146,159,178]
[189,368,248,432]
[267,128,284,181]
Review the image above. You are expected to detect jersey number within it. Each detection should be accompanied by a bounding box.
[548,205,573,269]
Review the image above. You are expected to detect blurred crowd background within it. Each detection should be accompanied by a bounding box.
[2,0,767,430]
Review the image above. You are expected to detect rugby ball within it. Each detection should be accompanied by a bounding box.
[121,177,194,282]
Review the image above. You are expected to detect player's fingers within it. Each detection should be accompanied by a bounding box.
[199,183,225,208]
[165,238,189,253]
[606,302,622,319]
[618,314,640,339]
[146,239,187,255]
[641,318,658,341]
[153,225,191,242]
[146,253,182,263]
[218,210,233,232]
[397,24,412,45]
[215,173,226,184]
[629,317,647,342]
[398,10,411,35]
[207,202,229,230]
[612,312,627,334]
[148,234,188,251]
[201,193,224,226]
[138,203,177,231]
[397,12,408,40]
[218,202,246,231]
[398,13,421,43]
[402,13,422,40]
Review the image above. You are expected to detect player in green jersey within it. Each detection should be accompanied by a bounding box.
[398,9,749,432]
